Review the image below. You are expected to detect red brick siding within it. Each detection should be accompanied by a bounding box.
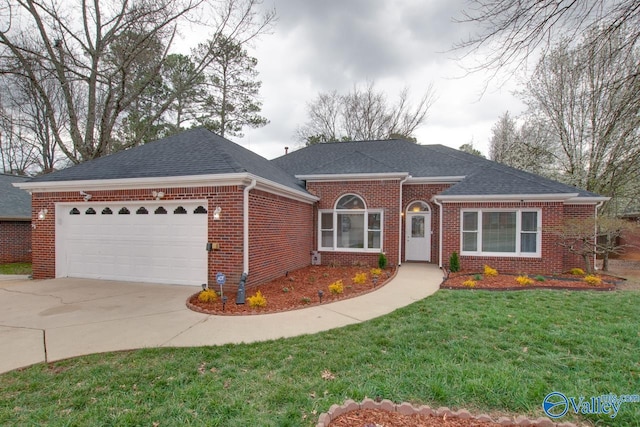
[307,180,401,268]
[440,201,594,275]
[0,221,32,263]
[401,184,452,264]
[248,189,313,289]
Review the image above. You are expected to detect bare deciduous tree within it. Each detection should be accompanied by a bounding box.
[297,82,435,145]
[0,0,274,164]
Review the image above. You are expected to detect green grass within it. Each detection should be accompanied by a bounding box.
[1,290,639,426]
[0,262,31,275]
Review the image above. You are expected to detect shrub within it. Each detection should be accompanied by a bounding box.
[534,275,546,282]
[247,290,267,308]
[328,280,344,294]
[378,253,388,270]
[584,275,602,286]
[300,297,311,304]
[473,274,482,281]
[353,272,367,284]
[462,279,476,288]
[569,268,585,276]
[483,265,498,277]
[516,275,534,286]
[449,251,460,272]
[197,289,218,303]
[370,268,382,277]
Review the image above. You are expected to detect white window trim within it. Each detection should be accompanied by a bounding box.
[318,195,384,252]
[460,208,541,257]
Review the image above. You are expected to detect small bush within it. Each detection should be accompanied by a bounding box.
[300,297,311,304]
[584,275,602,286]
[370,268,382,277]
[569,268,585,276]
[353,272,367,284]
[473,274,482,281]
[483,265,498,277]
[534,275,546,282]
[449,251,460,273]
[282,287,290,293]
[462,279,476,288]
[378,253,388,270]
[247,290,267,308]
[516,275,534,286]
[328,280,344,294]
[197,289,218,303]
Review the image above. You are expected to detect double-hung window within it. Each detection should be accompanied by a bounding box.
[461,209,541,257]
[319,194,383,251]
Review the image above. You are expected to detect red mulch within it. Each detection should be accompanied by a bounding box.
[441,271,619,291]
[328,409,505,427]
[187,265,395,315]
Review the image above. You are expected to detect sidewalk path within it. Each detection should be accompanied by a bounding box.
[0,263,442,374]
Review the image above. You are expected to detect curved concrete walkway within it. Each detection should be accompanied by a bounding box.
[0,263,442,374]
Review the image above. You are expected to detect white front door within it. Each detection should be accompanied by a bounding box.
[405,212,431,261]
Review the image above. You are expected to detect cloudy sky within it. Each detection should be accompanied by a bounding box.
[230,0,527,159]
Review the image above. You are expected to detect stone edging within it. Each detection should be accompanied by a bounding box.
[316,399,581,427]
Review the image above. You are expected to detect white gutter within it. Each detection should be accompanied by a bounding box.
[243,179,257,275]
[405,176,465,184]
[433,197,444,269]
[435,193,580,202]
[295,172,409,182]
[398,175,410,266]
[593,200,605,271]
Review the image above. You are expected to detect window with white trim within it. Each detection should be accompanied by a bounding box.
[461,209,541,256]
[319,194,383,251]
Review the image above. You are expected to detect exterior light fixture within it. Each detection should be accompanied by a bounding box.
[318,289,324,303]
[38,209,48,220]
[373,276,378,287]
[213,206,222,220]
[222,295,228,311]
[80,191,92,201]
[152,191,165,200]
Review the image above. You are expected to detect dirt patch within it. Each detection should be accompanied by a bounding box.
[187,265,395,315]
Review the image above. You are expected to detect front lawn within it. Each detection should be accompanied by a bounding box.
[0,262,31,275]
[1,290,638,426]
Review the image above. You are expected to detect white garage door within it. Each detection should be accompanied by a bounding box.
[55,201,208,286]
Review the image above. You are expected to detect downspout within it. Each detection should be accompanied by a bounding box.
[593,200,604,271]
[433,197,444,268]
[243,179,257,274]
[398,175,410,266]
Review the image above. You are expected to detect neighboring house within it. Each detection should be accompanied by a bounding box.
[0,174,32,264]
[15,128,607,288]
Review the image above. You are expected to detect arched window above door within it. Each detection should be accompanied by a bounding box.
[407,201,430,212]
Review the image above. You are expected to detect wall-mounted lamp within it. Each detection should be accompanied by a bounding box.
[152,191,165,200]
[38,209,48,220]
[213,206,222,221]
[80,191,92,202]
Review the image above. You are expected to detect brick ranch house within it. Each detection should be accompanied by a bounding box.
[15,128,607,289]
[1,173,32,264]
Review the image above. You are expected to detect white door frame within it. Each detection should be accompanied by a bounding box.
[405,202,432,262]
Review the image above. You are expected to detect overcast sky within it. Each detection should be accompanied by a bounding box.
[230,0,527,159]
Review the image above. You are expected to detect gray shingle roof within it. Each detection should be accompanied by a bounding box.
[273,140,601,198]
[28,128,307,193]
[0,174,31,219]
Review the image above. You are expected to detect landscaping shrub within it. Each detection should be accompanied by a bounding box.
[328,280,344,294]
[353,272,367,284]
[247,290,267,308]
[378,253,387,270]
[584,275,602,286]
[515,275,534,286]
[370,268,382,277]
[462,279,476,288]
[449,251,460,272]
[483,265,498,277]
[534,275,546,282]
[569,267,585,276]
[197,289,218,303]
[473,274,482,281]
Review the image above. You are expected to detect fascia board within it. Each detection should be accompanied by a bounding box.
[405,176,465,184]
[295,172,410,182]
[433,193,580,202]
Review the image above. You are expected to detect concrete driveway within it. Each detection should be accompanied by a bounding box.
[0,263,442,374]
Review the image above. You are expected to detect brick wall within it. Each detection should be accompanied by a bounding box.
[307,180,401,268]
[440,201,594,275]
[0,220,32,263]
[247,189,313,289]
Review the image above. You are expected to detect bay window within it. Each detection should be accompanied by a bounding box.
[319,194,383,251]
[461,209,540,256]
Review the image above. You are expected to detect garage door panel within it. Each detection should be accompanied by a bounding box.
[56,202,207,286]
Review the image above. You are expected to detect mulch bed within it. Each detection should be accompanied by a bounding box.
[441,271,620,291]
[328,409,505,427]
[187,265,395,315]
